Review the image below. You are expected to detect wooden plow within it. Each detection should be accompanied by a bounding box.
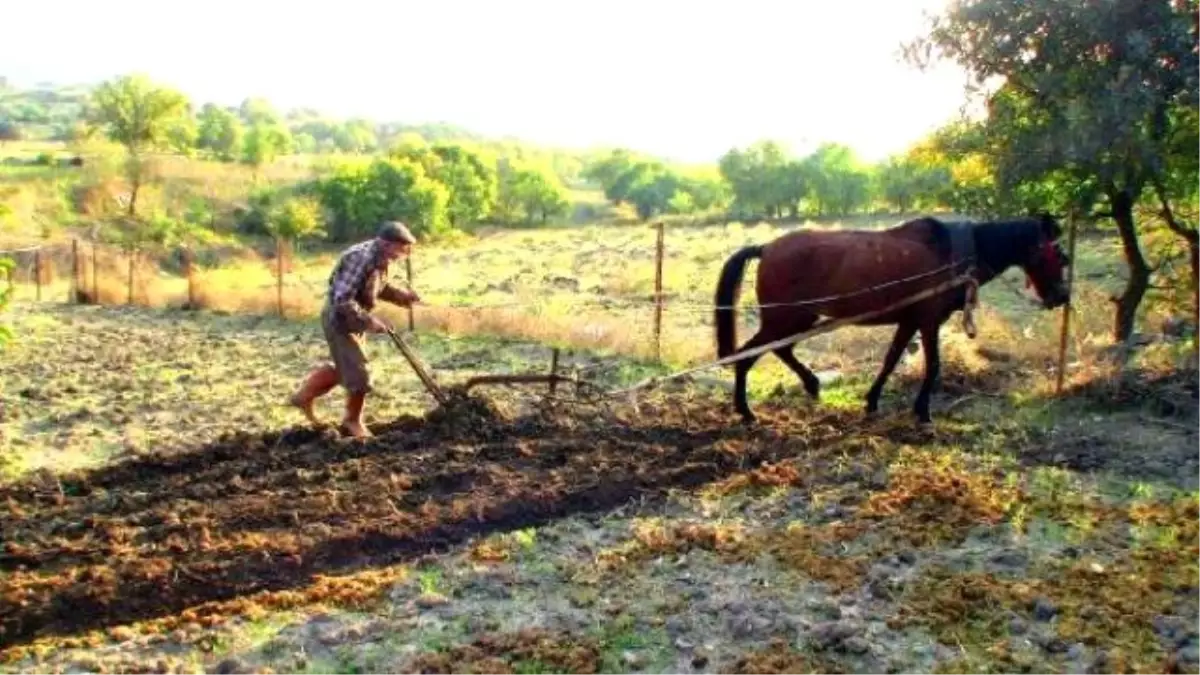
[386,330,603,407]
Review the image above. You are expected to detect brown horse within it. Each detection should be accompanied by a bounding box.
[713,214,1071,424]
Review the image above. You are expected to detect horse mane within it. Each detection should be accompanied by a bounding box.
[966,217,1045,278]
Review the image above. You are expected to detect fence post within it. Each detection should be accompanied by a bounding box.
[653,221,665,362]
[405,256,415,332]
[92,241,98,302]
[71,239,79,303]
[1055,214,1080,396]
[34,248,42,302]
[184,246,195,309]
[127,247,135,305]
[276,237,284,318]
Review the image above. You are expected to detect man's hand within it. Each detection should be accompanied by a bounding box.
[367,315,391,334]
[404,289,422,306]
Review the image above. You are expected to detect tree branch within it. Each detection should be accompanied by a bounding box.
[1150,172,1199,243]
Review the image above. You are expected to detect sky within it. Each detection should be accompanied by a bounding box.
[1,0,973,163]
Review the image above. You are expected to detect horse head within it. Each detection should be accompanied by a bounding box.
[1018,212,1071,310]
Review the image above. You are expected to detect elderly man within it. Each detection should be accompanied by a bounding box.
[289,220,421,438]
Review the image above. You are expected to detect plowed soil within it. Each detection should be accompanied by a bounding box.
[0,386,856,652]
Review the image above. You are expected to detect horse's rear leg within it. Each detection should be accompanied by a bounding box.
[732,330,770,424]
[774,346,821,399]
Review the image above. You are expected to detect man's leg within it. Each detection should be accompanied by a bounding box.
[330,331,373,439]
[339,363,373,439]
[289,362,339,425]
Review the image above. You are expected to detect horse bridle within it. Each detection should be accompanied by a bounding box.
[1022,236,1070,290]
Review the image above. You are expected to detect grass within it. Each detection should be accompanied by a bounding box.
[1,170,1197,674]
[0,295,1196,674]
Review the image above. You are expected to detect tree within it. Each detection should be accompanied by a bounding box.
[315,157,451,240]
[88,74,191,217]
[907,0,1199,341]
[874,152,953,214]
[242,121,293,177]
[495,160,569,225]
[1150,105,1200,332]
[802,143,874,217]
[390,143,499,228]
[196,104,244,160]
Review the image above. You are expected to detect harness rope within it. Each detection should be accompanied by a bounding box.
[602,272,977,399]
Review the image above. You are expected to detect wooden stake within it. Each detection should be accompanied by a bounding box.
[653,221,665,362]
[405,256,415,332]
[276,237,284,318]
[549,348,561,397]
[34,248,41,302]
[1055,215,1080,396]
[71,239,78,303]
[184,247,195,309]
[127,248,135,305]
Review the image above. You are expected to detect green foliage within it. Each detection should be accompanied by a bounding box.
[266,195,326,242]
[390,144,499,228]
[908,0,1199,339]
[586,150,732,221]
[494,159,570,226]
[242,121,294,171]
[315,157,451,240]
[87,74,191,154]
[196,104,244,161]
[873,153,953,214]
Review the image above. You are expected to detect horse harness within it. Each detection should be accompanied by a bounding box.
[939,221,982,339]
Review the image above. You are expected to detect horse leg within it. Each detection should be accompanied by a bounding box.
[733,330,770,424]
[774,346,821,399]
[865,322,918,415]
[912,322,942,424]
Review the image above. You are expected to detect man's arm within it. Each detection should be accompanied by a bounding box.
[379,281,419,308]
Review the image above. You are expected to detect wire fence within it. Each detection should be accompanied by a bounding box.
[0,224,693,362]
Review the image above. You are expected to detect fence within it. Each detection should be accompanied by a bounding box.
[0,223,681,361]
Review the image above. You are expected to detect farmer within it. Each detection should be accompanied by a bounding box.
[289,220,421,438]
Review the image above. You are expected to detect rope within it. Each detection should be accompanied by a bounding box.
[600,273,976,398]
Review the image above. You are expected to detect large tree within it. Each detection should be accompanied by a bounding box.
[907,0,1199,341]
[88,74,191,217]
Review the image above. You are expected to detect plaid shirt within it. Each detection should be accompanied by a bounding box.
[328,240,380,306]
[326,239,412,332]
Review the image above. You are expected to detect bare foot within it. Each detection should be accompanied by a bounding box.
[288,393,321,426]
[339,420,373,439]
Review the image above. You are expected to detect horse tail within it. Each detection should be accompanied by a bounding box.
[715,244,765,359]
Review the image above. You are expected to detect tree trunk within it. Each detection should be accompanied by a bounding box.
[128,174,140,218]
[1110,189,1151,343]
[1190,241,1198,333]
[126,151,141,217]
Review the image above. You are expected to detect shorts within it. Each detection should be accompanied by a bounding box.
[321,304,371,395]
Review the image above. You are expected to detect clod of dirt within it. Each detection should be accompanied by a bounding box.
[422,389,514,440]
[402,628,602,674]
